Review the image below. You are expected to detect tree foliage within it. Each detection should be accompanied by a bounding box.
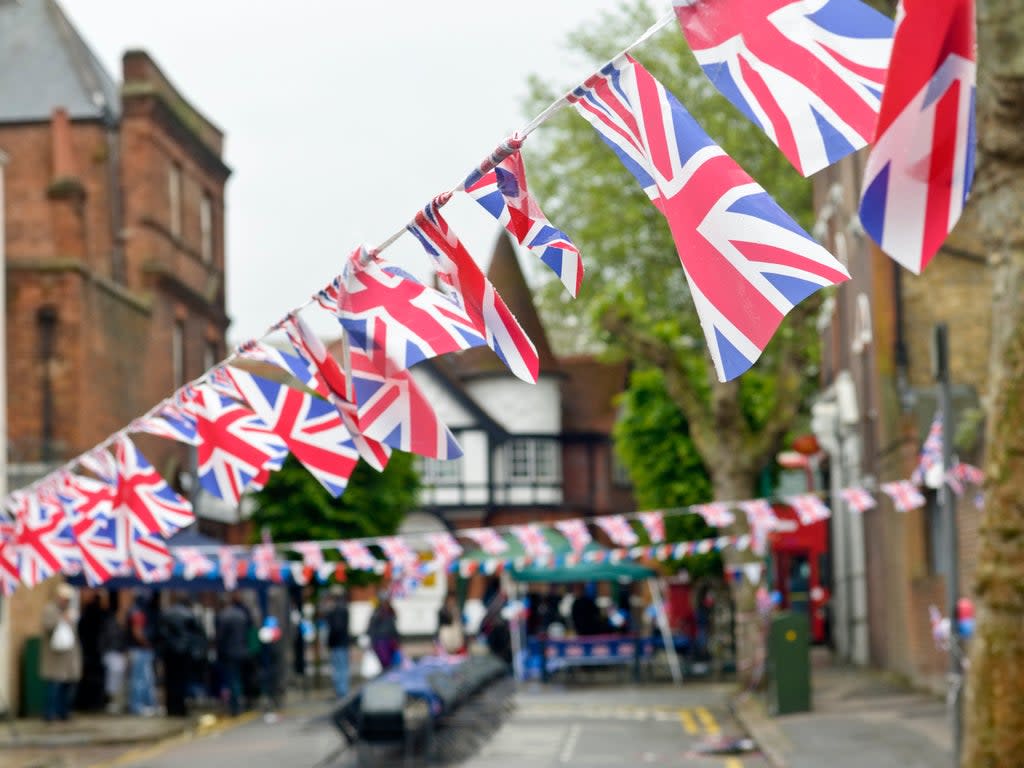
[249,453,420,545]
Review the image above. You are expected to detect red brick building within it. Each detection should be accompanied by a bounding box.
[0,0,230,708]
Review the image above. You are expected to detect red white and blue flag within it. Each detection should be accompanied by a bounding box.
[881,480,926,512]
[911,411,944,486]
[674,0,893,176]
[639,511,666,544]
[859,0,976,274]
[840,486,877,513]
[510,524,551,560]
[464,528,508,556]
[58,471,125,585]
[253,541,277,581]
[555,519,592,553]
[176,547,215,580]
[338,539,379,571]
[334,248,487,374]
[463,150,583,297]
[218,547,238,590]
[693,502,736,528]
[0,523,20,596]
[408,202,539,383]
[113,436,194,539]
[378,536,420,572]
[786,494,832,525]
[130,403,199,446]
[569,55,850,381]
[595,515,639,547]
[224,367,359,497]
[12,491,80,586]
[292,541,325,570]
[426,532,463,567]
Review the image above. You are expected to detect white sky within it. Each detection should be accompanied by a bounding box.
[61,1,633,344]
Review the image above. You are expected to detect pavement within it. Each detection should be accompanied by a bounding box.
[733,655,952,768]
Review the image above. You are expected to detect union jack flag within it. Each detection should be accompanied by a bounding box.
[739,499,778,555]
[130,403,199,446]
[510,525,551,560]
[334,248,487,374]
[338,539,378,571]
[463,149,583,297]
[945,470,964,497]
[569,55,850,381]
[0,523,20,596]
[464,528,508,556]
[292,541,325,570]
[235,340,321,389]
[218,547,238,590]
[58,471,124,585]
[81,448,118,484]
[911,411,944,487]
[179,385,288,505]
[859,0,976,274]
[347,346,461,460]
[952,463,984,487]
[129,528,174,583]
[176,546,214,580]
[13,491,80,586]
[840,486,877,513]
[638,511,666,544]
[554,519,592,553]
[253,542,277,581]
[595,515,639,547]
[786,494,832,525]
[377,536,419,572]
[279,313,391,472]
[113,436,194,538]
[674,0,893,176]
[224,367,359,497]
[426,532,463,567]
[408,202,539,383]
[693,502,735,528]
[880,480,926,512]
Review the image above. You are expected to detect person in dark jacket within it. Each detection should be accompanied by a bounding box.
[216,593,250,716]
[367,596,400,670]
[325,587,351,698]
[160,594,203,717]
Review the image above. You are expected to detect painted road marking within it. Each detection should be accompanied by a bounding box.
[696,706,720,735]
[678,708,699,734]
[724,759,743,768]
[559,723,582,763]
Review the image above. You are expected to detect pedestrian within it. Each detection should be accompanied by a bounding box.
[159,594,202,717]
[75,591,107,711]
[257,615,284,723]
[99,599,127,714]
[325,586,351,699]
[126,594,157,716]
[216,592,250,716]
[40,583,82,722]
[437,593,465,655]
[367,596,400,670]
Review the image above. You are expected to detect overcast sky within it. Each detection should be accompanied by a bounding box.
[61,1,634,344]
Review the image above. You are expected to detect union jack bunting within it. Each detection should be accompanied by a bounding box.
[638,511,666,544]
[289,562,310,586]
[176,547,215,580]
[510,525,551,560]
[81,448,118,484]
[218,547,238,590]
[840,486,877,513]
[126,527,174,583]
[278,313,391,472]
[333,248,487,374]
[113,436,194,538]
[253,542,277,581]
[58,471,124,585]
[178,385,288,506]
[378,536,419,572]
[786,494,832,525]
[911,411,944,486]
[0,523,20,596]
[554,519,592,553]
[880,480,926,512]
[408,202,539,383]
[464,528,509,556]
[945,470,964,497]
[224,367,359,497]
[292,541,325,570]
[594,515,639,547]
[569,55,850,381]
[235,340,321,390]
[739,499,778,527]
[952,463,984,486]
[426,532,463,566]
[130,403,199,446]
[463,150,583,297]
[693,502,736,528]
[859,0,976,274]
[338,539,378,571]
[674,0,893,176]
[13,491,80,587]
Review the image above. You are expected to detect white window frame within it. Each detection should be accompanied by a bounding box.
[199,191,213,263]
[418,456,462,486]
[506,438,560,484]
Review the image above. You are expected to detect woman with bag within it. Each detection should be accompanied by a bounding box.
[437,594,465,656]
[40,583,82,722]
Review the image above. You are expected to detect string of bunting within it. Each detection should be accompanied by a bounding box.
[0,0,977,596]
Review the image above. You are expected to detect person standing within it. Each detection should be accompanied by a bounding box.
[367,596,400,670]
[126,594,157,715]
[40,584,82,722]
[159,595,199,717]
[99,601,127,714]
[74,592,107,711]
[216,593,250,717]
[437,593,465,655]
[325,587,350,699]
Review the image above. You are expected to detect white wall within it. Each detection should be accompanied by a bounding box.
[393,512,447,637]
[466,376,560,434]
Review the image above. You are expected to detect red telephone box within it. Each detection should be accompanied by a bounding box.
[769,502,829,644]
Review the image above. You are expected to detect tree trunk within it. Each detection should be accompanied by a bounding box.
[962,1,1024,765]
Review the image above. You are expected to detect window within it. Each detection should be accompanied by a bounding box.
[200,192,214,263]
[172,321,185,388]
[169,162,182,238]
[37,307,58,462]
[506,438,559,483]
[418,457,462,486]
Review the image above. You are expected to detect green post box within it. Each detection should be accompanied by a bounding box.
[766,611,811,715]
[21,636,44,718]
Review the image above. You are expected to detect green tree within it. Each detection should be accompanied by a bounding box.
[526,0,820,681]
[250,453,420,545]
